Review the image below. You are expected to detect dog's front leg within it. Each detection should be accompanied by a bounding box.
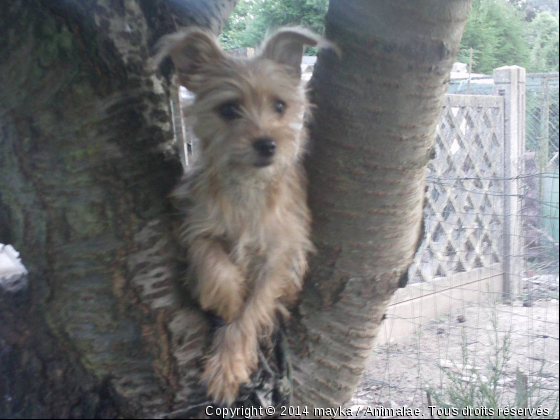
[202,254,293,405]
[188,237,245,323]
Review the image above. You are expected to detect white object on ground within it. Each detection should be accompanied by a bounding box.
[0,243,28,292]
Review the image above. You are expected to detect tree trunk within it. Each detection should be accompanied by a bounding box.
[290,1,472,409]
[0,0,470,418]
[0,1,238,418]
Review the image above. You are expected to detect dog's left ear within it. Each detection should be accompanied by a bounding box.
[259,27,334,80]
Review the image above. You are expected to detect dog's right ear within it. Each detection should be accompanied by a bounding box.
[153,28,225,92]
[259,27,338,80]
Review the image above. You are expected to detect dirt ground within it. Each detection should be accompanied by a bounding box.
[349,284,559,419]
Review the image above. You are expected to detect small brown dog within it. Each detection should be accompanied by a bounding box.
[156,27,329,405]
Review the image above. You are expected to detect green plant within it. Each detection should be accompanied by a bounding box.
[425,309,559,418]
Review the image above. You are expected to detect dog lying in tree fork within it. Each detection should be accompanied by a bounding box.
[155,26,334,405]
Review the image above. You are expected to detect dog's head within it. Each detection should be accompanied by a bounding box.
[155,27,331,173]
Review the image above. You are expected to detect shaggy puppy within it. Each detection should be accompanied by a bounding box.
[156,27,329,405]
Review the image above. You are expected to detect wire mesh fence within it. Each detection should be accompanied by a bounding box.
[526,74,559,280]
[448,76,495,96]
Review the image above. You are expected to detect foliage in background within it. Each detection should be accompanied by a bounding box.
[509,0,559,21]
[220,0,328,52]
[220,0,255,50]
[457,0,530,74]
[526,12,560,72]
[222,0,559,73]
[454,0,559,73]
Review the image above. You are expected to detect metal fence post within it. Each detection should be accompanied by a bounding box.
[540,78,551,204]
[493,66,526,300]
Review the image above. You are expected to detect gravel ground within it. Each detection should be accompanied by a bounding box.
[350,278,559,419]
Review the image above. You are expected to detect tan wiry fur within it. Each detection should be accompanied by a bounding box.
[156,26,329,405]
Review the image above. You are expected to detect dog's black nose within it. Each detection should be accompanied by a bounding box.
[253,137,276,157]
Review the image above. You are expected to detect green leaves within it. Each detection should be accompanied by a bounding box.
[527,12,559,72]
[220,0,328,51]
[458,0,558,74]
[458,0,529,74]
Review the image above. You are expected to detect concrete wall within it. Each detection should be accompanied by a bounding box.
[375,264,503,346]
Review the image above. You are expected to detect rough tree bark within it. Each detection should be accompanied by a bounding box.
[0,0,471,418]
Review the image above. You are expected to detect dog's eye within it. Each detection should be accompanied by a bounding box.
[274,100,286,115]
[219,102,242,120]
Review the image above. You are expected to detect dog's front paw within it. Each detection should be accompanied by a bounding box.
[202,350,251,406]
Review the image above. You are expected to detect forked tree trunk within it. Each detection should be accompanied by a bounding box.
[0,0,470,418]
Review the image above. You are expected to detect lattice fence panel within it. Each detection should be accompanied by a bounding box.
[409,94,505,283]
